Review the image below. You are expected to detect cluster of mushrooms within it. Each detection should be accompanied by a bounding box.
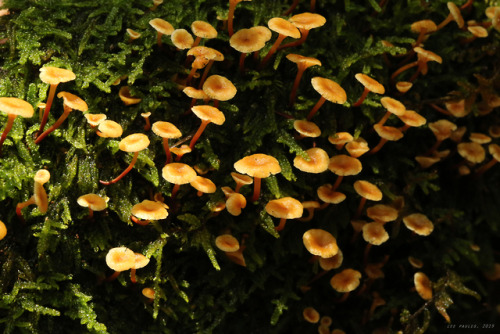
[1,0,499,329]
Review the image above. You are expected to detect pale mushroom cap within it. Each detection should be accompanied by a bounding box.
[98,120,123,138]
[373,124,404,141]
[345,137,370,158]
[457,142,486,163]
[162,163,197,185]
[266,197,303,219]
[398,109,426,127]
[142,287,155,299]
[414,47,442,64]
[34,169,51,184]
[410,19,437,33]
[39,66,76,85]
[57,91,88,112]
[414,272,433,300]
[429,119,457,141]
[132,253,150,269]
[293,120,321,137]
[354,73,385,94]
[317,184,346,204]
[106,247,136,272]
[0,97,34,118]
[190,176,216,194]
[302,229,338,258]
[469,133,491,144]
[191,20,217,39]
[131,200,168,220]
[354,180,383,201]
[366,204,398,223]
[171,29,194,49]
[403,213,434,236]
[415,156,440,169]
[396,81,413,93]
[362,222,389,245]
[303,307,320,323]
[152,121,182,139]
[289,12,326,30]
[191,105,225,125]
[187,46,222,60]
[330,268,362,293]
[328,132,354,146]
[230,28,266,53]
[0,220,6,241]
[318,249,343,270]
[293,148,329,173]
[119,133,150,152]
[447,2,464,28]
[149,18,174,35]
[311,77,347,104]
[286,54,322,69]
[328,154,362,176]
[119,86,142,106]
[226,193,247,216]
[485,6,500,19]
[408,256,424,269]
[234,153,281,179]
[84,113,107,126]
[215,234,240,252]
[380,97,406,116]
[202,75,237,102]
[267,17,301,38]
[445,99,467,117]
[77,194,107,211]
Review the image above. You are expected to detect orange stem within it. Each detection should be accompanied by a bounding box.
[475,159,498,176]
[171,183,181,198]
[37,83,58,137]
[283,0,300,16]
[391,61,418,80]
[100,151,140,185]
[259,34,286,69]
[289,65,306,106]
[189,119,210,149]
[238,53,247,73]
[16,196,36,222]
[353,88,370,107]
[279,29,308,50]
[130,268,137,283]
[368,138,388,155]
[0,114,17,154]
[228,1,237,37]
[35,106,72,144]
[105,271,121,282]
[355,197,367,218]
[162,138,172,164]
[251,177,262,202]
[306,96,326,120]
[332,175,344,191]
[275,218,287,231]
[199,60,215,88]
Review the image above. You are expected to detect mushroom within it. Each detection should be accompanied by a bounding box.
[151,121,182,164]
[476,143,500,175]
[0,220,6,241]
[408,256,424,269]
[234,153,281,202]
[436,2,464,30]
[96,120,123,138]
[84,113,107,128]
[265,197,303,231]
[345,137,370,158]
[353,180,383,218]
[141,112,151,131]
[293,120,321,138]
[16,169,50,222]
[171,29,194,50]
[426,119,457,154]
[100,133,150,185]
[190,176,216,196]
[366,204,398,223]
[317,183,346,208]
[118,86,142,106]
[225,193,247,216]
[231,172,253,193]
[327,155,362,191]
[397,109,426,132]
[189,105,226,149]
[183,87,210,113]
[293,147,330,174]
[172,144,192,162]
[149,18,174,46]
[410,19,437,47]
[307,77,347,121]
[402,213,434,236]
[190,20,217,48]
[281,12,326,49]
[414,272,433,300]
[298,201,321,222]
[328,132,353,150]
[130,199,168,225]
[377,97,406,126]
[37,66,76,137]
[259,17,300,69]
[362,222,389,246]
[457,142,486,164]
[352,74,385,107]
[230,28,267,72]
[142,287,155,302]
[0,97,34,154]
[215,234,240,252]
[77,193,108,219]
[227,0,252,36]
[162,163,197,198]
[202,75,236,108]
[330,269,362,302]
[35,91,88,144]
[368,124,404,155]
[130,253,150,284]
[126,28,141,43]
[105,246,136,281]
[303,307,320,324]
[286,54,322,106]
[319,249,343,271]
[396,81,413,94]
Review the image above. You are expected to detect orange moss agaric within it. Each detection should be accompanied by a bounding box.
[294,119,321,138]
[77,193,108,219]
[414,272,433,300]
[119,86,142,106]
[234,153,281,202]
[259,17,300,68]
[0,220,6,240]
[171,29,194,50]
[403,213,434,236]
[0,97,34,154]
[225,193,247,216]
[266,197,303,230]
[287,54,322,106]
[131,200,168,224]
[189,105,226,149]
[97,120,123,138]
[353,73,385,107]
[362,222,389,245]
[84,113,107,127]
[16,169,50,221]
[307,77,347,120]
[303,307,320,323]
[152,121,182,164]
[330,268,362,293]
[293,148,329,173]
[302,228,338,258]
[215,234,240,252]
[149,18,174,46]
[162,162,197,197]
[106,247,136,273]
[190,176,216,196]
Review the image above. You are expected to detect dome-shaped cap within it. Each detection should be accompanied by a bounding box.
[414,47,442,64]
[328,132,353,146]
[328,154,362,176]
[429,119,457,141]
[131,200,168,220]
[345,137,370,158]
[187,46,223,61]
[355,73,385,94]
[414,272,432,300]
[289,12,326,30]
[226,193,247,216]
[447,2,464,28]
[171,29,194,49]
[293,120,321,137]
[190,176,216,194]
[170,145,192,157]
[302,228,338,258]
[410,20,437,33]
[106,247,135,272]
[286,54,322,69]
[0,97,34,118]
[119,86,142,106]
[330,268,362,293]
[98,120,123,138]
[266,197,303,219]
[373,124,404,141]
[57,92,88,112]
[39,67,76,85]
[398,110,426,127]
[293,148,329,173]
[152,121,182,139]
[77,194,107,211]
[191,20,217,39]
[319,249,343,271]
[85,113,107,127]
[396,81,413,93]
[119,133,150,152]
[268,17,301,38]
[380,97,405,116]
[366,204,398,223]
[469,133,491,144]
[362,222,389,245]
[191,105,225,125]
[303,307,320,324]
[215,234,240,252]
[230,28,266,53]
[403,213,434,236]
[149,18,174,35]
[162,163,197,184]
[457,142,486,163]
[231,172,253,186]
[354,180,383,201]
[468,25,488,38]
[489,143,500,161]
[251,26,272,42]
[317,184,346,204]
[234,153,281,178]
[311,77,347,104]
[34,169,50,184]
[202,75,237,101]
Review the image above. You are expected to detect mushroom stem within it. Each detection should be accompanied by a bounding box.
[131,215,151,225]
[0,113,17,154]
[429,103,452,116]
[298,208,315,222]
[35,105,72,144]
[198,60,215,88]
[310,0,316,12]
[376,111,391,126]
[185,67,198,86]
[335,291,350,303]
[436,15,453,30]
[16,196,36,222]
[162,138,172,164]
[171,183,181,198]
[37,83,58,137]
[130,268,138,283]
[279,28,308,50]
[87,208,94,220]
[251,177,262,202]
[238,53,247,73]
[367,138,388,155]
[283,0,300,16]
[227,0,237,37]
[100,151,140,185]
[475,159,497,176]
[353,88,370,107]
[156,32,164,47]
[306,96,326,120]
[275,218,287,231]
[332,175,344,191]
[391,61,419,80]
[355,197,367,218]
[289,65,307,106]
[425,139,442,156]
[461,0,474,10]
[259,34,287,69]
[364,244,373,265]
[189,119,210,149]
[105,271,121,282]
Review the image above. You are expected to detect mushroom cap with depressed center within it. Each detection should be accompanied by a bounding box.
[152,121,182,139]
[354,180,383,201]
[469,133,491,144]
[226,193,247,216]
[84,113,106,127]
[414,47,442,64]
[346,137,369,158]
[215,234,240,252]
[457,142,486,163]
[268,17,301,38]
[57,91,88,112]
[230,28,266,53]
[190,176,216,194]
[202,75,237,102]
[367,204,398,223]
[251,26,272,42]
[330,268,362,293]
[362,222,389,245]
[447,2,464,28]
[380,97,406,116]
[414,272,433,300]
[171,29,194,49]
[319,249,343,271]
[119,86,142,106]
[403,213,434,236]
[191,105,225,125]
[131,200,168,220]
[183,87,209,100]
[311,77,347,104]
[328,154,362,176]
[317,184,346,204]
[354,73,385,94]
[302,228,338,258]
[191,20,217,39]
[34,169,50,184]
[398,109,426,127]
[293,120,321,137]
[170,145,191,157]
[410,19,437,34]
[415,156,441,169]
[234,153,281,179]
[126,28,141,40]
[303,307,320,324]
[373,124,404,141]
[106,247,136,272]
[289,12,326,30]
[328,132,353,146]
[187,46,223,61]
[119,133,150,152]
[162,163,197,185]
[396,81,413,93]
[39,67,76,85]
[142,287,155,299]
[98,120,123,138]
[0,97,34,118]
[132,253,150,269]
[77,194,107,211]
[429,119,457,141]
[266,197,303,219]
[286,54,322,69]
[149,18,174,35]
[293,148,329,173]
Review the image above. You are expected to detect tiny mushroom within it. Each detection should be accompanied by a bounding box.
[403,213,434,236]
[327,155,362,191]
[303,307,320,324]
[202,75,236,108]
[352,73,385,107]
[234,153,281,202]
[191,20,218,48]
[84,113,107,128]
[353,180,383,218]
[105,246,136,281]
[152,121,182,164]
[0,97,34,154]
[281,12,326,49]
[286,54,322,106]
[162,163,197,198]
[77,193,108,219]
[266,197,303,231]
[130,199,168,225]
[16,169,50,222]
[362,222,389,246]
[293,147,330,174]
[317,184,346,207]
[259,17,300,69]
[189,105,226,149]
[457,142,486,164]
[476,143,500,175]
[226,193,247,216]
[307,77,347,121]
[215,234,240,252]
[231,172,253,193]
[190,176,216,196]
[171,29,194,50]
[97,120,123,138]
[230,28,266,72]
[130,252,150,283]
[294,120,321,138]
[330,268,362,301]
[149,18,174,46]
[0,220,6,240]
[414,272,433,300]
[368,124,404,155]
[303,228,338,258]
[119,86,142,106]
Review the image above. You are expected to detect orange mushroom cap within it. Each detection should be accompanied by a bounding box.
[215,234,240,252]
[362,222,389,245]
[171,29,194,49]
[414,272,433,300]
[354,180,383,201]
[328,155,362,176]
[302,228,338,258]
[268,17,301,38]
[266,197,303,219]
[106,247,136,272]
[293,147,329,173]
[230,28,267,53]
[0,97,35,118]
[234,153,281,179]
[202,75,237,102]
[39,66,76,85]
[293,120,321,138]
[77,194,108,212]
[311,77,347,104]
[162,163,197,185]
[191,20,217,39]
[403,213,434,236]
[131,200,168,220]
[289,12,326,30]
[457,142,486,163]
[119,133,150,152]
[97,120,123,138]
[149,18,174,35]
[355,73,385,94]
[152,121,182,139]
[330,268,362,293]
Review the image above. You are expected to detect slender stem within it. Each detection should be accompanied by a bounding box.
[199,60,214,88]
[283,0,300,16]
[353,88,370,107]
[189,120,210,149]
[436,15,453,30]
[100,151,140,185]
[460,0,474,10]
[35,106,72,144]
[185,67,198,86]
[425,139,442,156]
[156,32,163,47]
[238,53,247,73]
[227,1,237,37]
[391,61,419,80]
[368,138,388,155]
[259,34,286,69]
[336,291,350,303]
[332,175,344,191]
[355,197,367,218]
[289,65,306,106]
[251,177,262,202]
[16,196,36,221]
[131,215,151,225]
[130,268,137,283]
[105,271,121,282]
[475,159,498,176]
[306,96,326,120]
[37,84,58,137]
[162,138,172,164]
[88,208,94,220]
[376,111,391,126]
[279,29,309,50]
[429,103,452,116]
[0,114,17,155]
[171,183,180,198]
[275,218,287,231]
[364,244,373,265]
[310,0,316,12]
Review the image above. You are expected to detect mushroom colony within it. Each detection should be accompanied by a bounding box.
[0,0,499,333]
